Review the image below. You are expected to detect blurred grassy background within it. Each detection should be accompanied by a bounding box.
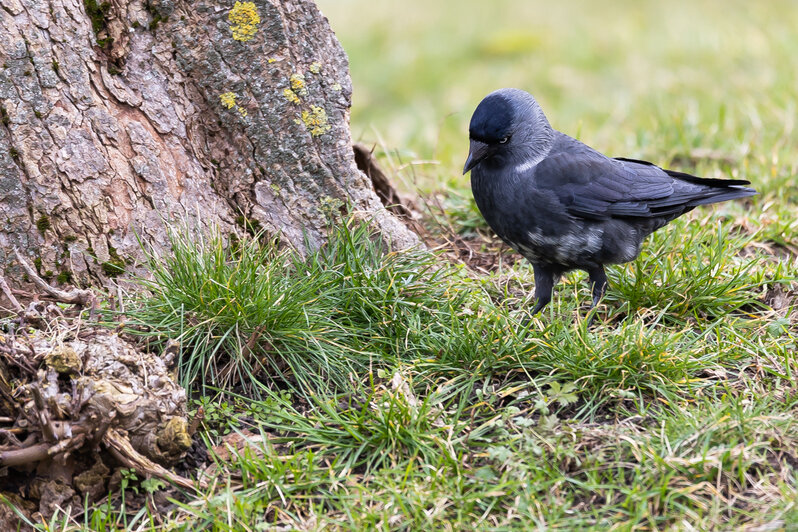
[318,0,797,204]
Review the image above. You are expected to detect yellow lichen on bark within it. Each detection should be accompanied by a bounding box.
[283,88,301,104]
[299,106,332,137]
[229,2,260,42]
[220,92,249,117]
[290,73,307,95]
[220,92,237,108]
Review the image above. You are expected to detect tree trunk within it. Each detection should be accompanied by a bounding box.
[0,0,417,287]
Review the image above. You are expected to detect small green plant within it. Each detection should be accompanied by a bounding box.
[141,477,166,495]
[83,0,111,39]
[36,215,51,234]
[100,245,126,276]
[190,397,240,438]
[119,468,138,495]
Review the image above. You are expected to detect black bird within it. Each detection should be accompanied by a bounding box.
[464,88,756,316]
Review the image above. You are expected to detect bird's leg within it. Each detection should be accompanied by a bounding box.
[587,266,608,308]
[530,264,557,314]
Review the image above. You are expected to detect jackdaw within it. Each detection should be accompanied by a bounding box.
[463,88,756,316]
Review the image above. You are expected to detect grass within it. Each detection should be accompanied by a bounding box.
[124,219,492,397]
[36,211,792,530]
[10,0,798,530]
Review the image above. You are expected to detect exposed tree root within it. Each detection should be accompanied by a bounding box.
[13,248,97,310]
[0,262,196,522]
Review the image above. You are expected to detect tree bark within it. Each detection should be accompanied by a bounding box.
[0,0,417,287]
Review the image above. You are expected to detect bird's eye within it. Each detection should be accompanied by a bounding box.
[499,136,510,144]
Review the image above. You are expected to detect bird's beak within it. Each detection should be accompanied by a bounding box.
[463,139,489,174]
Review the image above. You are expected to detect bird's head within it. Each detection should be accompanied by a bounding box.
[463,88,553,174]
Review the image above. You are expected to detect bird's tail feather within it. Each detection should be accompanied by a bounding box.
[660,168,757,207]
[663,168,753,188]
[688,185,757,207]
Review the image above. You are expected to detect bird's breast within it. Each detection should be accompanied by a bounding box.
[472,166,611,267]
[470,167,531,229]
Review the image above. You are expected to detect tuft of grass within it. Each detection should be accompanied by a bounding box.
[124,219,486,396]
[126,224,358,395]
[608,217,772,321]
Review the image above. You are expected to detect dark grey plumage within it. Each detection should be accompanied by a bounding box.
[464,88,756,315]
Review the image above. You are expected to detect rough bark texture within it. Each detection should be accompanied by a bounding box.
[0,0,417,287]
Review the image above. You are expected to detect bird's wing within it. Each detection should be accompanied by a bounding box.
[533,137,752,220]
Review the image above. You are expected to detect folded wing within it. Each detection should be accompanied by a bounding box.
[533,136,756,221]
